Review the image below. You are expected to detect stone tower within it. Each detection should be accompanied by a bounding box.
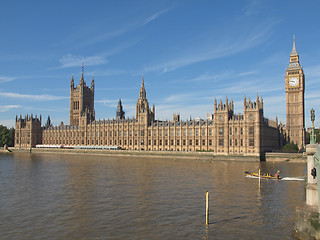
[15,114,42,148]
[173,113,180,122]
[214,97,234,153]
[69,67,95,126]
[136,76,155,125]
[135,76,155,150]
[243,95,264,154]
[116,99,125,120]
[285,36,305,150]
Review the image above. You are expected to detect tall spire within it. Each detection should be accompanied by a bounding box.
[71,74,74,87]
[288,35,301,66]
[141,75,145,88]
[139,75,146,99]
[290,35,298,56]
[91,75,94,89]
[80,64,84,85]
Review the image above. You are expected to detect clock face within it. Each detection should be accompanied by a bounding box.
[289,77,299,87]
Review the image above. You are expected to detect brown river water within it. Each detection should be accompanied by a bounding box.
[0,152,306,239]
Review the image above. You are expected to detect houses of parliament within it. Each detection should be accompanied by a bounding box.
[14,39,306,156]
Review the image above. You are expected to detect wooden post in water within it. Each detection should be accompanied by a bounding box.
[258,169,261,188]
[205,191,209,225]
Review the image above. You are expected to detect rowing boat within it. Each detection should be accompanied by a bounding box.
[244,171,281,180]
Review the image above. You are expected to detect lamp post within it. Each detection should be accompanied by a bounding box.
[310,108,316,144]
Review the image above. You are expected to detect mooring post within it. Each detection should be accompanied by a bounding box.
[206,191,209,225]
[258,169,261,186]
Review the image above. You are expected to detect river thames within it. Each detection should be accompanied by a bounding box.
[0,152,305,239]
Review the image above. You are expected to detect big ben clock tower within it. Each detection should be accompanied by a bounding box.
[285,36,305,150]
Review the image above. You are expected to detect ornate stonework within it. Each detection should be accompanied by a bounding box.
[15,75,283,156]
[16,39,306,155]
[15,114,42,148]
[69,70,95,126]
[285,36,305,150]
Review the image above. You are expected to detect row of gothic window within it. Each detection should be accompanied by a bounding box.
[219,127,254,135]
[218,138,254,147]
[42,139,214,147]
[43,127,255,139]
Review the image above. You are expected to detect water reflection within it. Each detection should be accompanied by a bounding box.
[0,153,305,239]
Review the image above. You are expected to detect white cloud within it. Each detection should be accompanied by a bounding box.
[0,120,15,128]
[141,8,171,26]
[242,0,266,16]
[144,39,248,73]
[64,8,170,50]
[144,20,275,74]
[87,69,127,77]
[182,71,258,83]
[237,71,258,77]
[96,99,118,108]
[0,92,67,101]
[0,76,15,83]
[59,53,108,68]
[58,38,142,69]
[0,105,21,112]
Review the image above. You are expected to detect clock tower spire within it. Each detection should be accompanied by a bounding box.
[285,36,305,150]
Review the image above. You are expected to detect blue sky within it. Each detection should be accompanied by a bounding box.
[1,0,320,128]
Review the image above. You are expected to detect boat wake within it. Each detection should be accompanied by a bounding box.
[281,177,305,181]
[246,175,305,181]
[246,175,260,179]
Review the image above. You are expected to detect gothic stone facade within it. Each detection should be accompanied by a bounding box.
[69,72,95,126]
[15,75,283,156]
[15,114,42,148]
[15,40,305,154]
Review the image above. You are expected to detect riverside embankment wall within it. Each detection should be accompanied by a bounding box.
[6,148,307,162]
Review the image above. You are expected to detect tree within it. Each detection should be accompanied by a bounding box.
[8,128,14,147]
[316,129,320,143]
[306,131,310,144]
[305,129,320,145]
[282,143,299,153]
[0,125,15,147]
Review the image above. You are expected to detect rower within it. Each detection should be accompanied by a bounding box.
[274,170,280,179]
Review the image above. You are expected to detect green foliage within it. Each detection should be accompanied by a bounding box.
[305,129,320,144]
[306,132,310,144]
[0,125,15,147]
[282,143,299,153]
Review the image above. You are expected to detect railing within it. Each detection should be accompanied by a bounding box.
[314,144,320,213]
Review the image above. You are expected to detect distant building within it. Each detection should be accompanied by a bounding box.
[306,128,319,134]
[116,99,125,120]
[15,39,305,154]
